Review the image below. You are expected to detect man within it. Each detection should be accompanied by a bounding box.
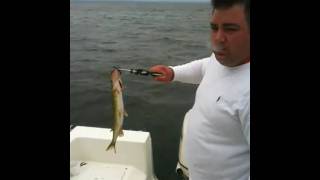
[149,0,250,179]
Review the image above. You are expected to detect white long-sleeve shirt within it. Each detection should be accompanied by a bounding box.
[172,53,250,180]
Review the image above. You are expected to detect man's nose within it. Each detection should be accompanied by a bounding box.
[214,30,226,43]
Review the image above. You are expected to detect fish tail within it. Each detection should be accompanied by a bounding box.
[106,141,117,153]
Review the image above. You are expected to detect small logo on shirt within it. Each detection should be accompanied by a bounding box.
[216,96,221,102]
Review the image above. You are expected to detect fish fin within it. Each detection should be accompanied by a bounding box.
[113,87,121,94]
[112,83,118,91]
[119,79,124,90]
[119,129,124,137]
[106,141,117,154]
[124,110,128,117]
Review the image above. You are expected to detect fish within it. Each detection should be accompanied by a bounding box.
[106,68,128,153]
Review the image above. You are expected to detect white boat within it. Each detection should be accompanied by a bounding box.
[70,125,158,180]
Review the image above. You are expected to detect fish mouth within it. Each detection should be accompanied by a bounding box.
[112,66,122,74]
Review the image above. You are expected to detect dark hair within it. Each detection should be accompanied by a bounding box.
[211,0,250,27]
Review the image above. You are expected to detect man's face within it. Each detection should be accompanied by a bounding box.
[210,4,250,67]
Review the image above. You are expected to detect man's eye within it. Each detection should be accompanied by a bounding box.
[212,27,218,31]
[224,27,239,32]
[210,24,218,31]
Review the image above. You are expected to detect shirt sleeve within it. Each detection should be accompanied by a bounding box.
[238,92,250,146]
[171,57,211,84]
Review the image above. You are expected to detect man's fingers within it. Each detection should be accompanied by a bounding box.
[154,75,170,82]
[150,65,172,82]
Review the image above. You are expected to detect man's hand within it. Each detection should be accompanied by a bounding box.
[149,65,174,83]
